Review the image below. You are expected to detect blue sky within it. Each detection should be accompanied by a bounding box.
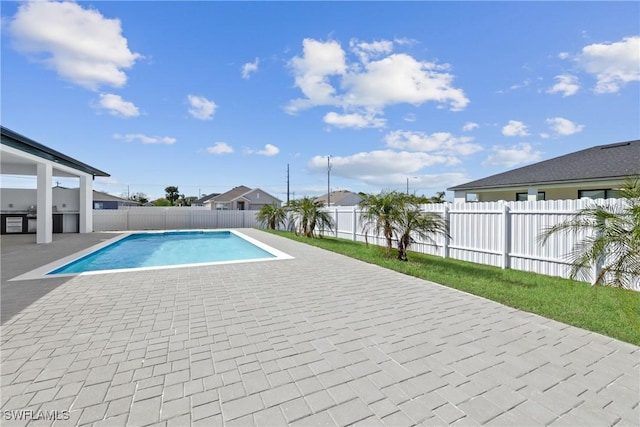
[2,1,639,201]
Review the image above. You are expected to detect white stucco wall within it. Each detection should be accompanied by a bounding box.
[1,187,79,212]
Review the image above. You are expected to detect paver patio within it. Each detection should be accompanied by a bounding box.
[1,229,638,426]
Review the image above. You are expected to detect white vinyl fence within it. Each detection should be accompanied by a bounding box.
[321,199,638,290]
[93,207,261,231]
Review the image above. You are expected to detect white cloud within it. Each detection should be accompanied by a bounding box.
[576,36,640,93]
[384,130,482,156]
[187,95,217,120]
[323,112,386,129]
[509,79,531,91]
[403,113,416,123]
[241,57,259,79]
[308,150,467,189]
[462,122,478,132]
[113,133,175,145]
[546,117,584,136]
[9,1,140,90]
[245,144,280,156]
[341,53,469,111]
[287,38,346,112]
[547,74,580,97]
[482,143,541,167]
[97,93,139,117]
[349,39,394,63]
[310,150,449,177]
[502,120,529,137]
[287,38,469,120]
[207,142,233,155]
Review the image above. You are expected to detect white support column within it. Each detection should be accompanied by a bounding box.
[454,191,467,204]
[527,186,538,201]
[79,174,93,233]
[36,163,53,244]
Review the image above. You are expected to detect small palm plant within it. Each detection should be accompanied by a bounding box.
[395,202,449,261]
[256,203,287,230]
[359,192,449,261]
[289,197,334,238]
[539,176,640,288]
[359,191,404,257]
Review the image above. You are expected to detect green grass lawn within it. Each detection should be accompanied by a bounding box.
[263,229,640,346]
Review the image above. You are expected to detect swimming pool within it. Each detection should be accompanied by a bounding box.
[19,230,293,278]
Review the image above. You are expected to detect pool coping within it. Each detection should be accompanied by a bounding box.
[10,229,294,281]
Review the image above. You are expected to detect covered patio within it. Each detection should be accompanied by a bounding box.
[0,126,109,244]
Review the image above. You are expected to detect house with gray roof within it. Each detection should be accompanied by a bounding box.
[448,139,640,202]
[315,190,362,207]
[204,185,281,210]
[93,190,137,209]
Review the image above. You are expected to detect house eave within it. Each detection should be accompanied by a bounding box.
[449,176,631,192]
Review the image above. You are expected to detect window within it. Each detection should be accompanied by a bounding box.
[516,192,545,201]
[215,203,228,210]
[578,189,619,199]
[94,202,104,210]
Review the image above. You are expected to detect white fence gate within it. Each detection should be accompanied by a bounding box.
[321,199,638,290]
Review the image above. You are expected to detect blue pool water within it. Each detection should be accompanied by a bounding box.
[48,231,275,274]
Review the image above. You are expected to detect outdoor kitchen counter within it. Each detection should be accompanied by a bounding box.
[0,211,79,234]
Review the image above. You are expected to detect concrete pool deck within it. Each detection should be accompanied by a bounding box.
[1,229,638,426]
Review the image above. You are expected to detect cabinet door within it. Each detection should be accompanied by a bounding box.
[53,214,63,233]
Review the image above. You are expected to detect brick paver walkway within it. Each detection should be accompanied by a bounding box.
[1,229,638,426]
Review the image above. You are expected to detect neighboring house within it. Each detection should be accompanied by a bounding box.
[204,185,281,210]
[192,193,221,206]
[448,139,640,203]
[93,190,137,209]
[315,190,362,207]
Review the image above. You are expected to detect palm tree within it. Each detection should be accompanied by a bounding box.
[256,204,287,230]
[539,176,640,288]
[394,202,449,261]
[289,197,334,238]
[359,191,405,257]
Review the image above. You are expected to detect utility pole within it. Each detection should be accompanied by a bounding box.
[327,155,332,207]
[286,164,290,205]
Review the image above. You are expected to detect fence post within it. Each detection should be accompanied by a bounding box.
[443,205,450,259]
[335,208,339,238]
[352,207,357,241]
[592,215,604,285]
[502,204,511,269]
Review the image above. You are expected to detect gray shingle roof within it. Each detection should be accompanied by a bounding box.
[193,193,221,205]
[449,140,640,191]
[210,185,252,203]
[93,190,132,203]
